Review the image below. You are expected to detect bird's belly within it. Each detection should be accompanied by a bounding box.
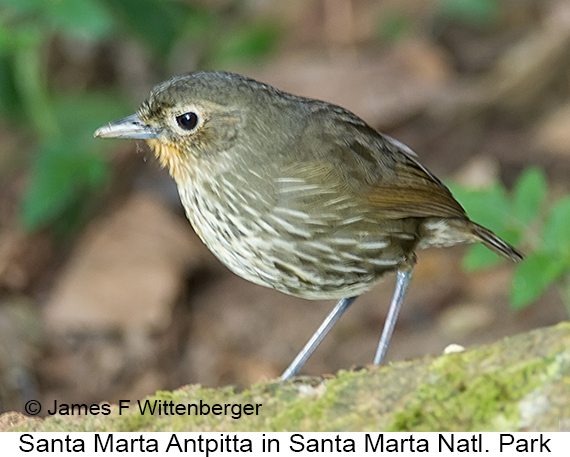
[179,186,408,300]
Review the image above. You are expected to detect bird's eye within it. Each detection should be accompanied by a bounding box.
[176,112,199,131]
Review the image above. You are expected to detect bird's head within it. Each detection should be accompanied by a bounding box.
[94,71,273,182]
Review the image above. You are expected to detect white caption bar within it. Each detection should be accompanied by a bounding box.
[3,432,565,455]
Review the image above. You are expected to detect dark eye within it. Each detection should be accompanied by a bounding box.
[176,112,199,131]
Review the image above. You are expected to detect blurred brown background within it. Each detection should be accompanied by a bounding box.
[0,0,569,415]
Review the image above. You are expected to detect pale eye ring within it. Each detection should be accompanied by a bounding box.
[176,112,199,131]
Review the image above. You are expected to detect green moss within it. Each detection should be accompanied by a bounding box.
[388,351,559,431]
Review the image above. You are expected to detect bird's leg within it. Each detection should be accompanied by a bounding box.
[373,266,414,365]
[281,296,357,381]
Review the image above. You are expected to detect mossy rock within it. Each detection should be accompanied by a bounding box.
[2,322,569,432]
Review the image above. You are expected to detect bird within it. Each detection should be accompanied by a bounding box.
[94,71,523,381]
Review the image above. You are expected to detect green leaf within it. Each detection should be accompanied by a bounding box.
[448,182,509,233]
[0,22,18,54]
[51,91,130,146]
[210,23,280,67]
[512,167,547,226]
[182,7,216,40]
[439,0,501,28]
[20,92,129,231]
[1,0,114,40]
[463,243,502,271]
[377,12,413,43]
[13,32,58,140]
[21,141,108,230]
[0,56,22,117]
[100,0,188,56]
[542,196,570,256]
[45,0,115,40]
[510,252,567,310]
[0,0,46,16]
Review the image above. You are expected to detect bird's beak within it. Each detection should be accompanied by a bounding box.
[94,114,159,139]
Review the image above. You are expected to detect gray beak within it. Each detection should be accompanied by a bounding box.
[94,114,159,139]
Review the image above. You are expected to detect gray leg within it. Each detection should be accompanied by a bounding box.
[373,267,414,365]
[281,296,357,381]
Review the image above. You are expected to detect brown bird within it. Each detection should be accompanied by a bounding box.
[95,71,523,380]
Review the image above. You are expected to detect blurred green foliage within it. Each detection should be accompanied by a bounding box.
[377,12,414,43]
[0,0,280,232]
[377,0,504,44]
[438,0,503,28]
[449,168,570,313]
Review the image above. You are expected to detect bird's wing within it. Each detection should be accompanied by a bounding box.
[298,106,467,220]
[363,141,468,220]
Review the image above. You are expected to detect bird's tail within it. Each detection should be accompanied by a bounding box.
[470,223,524,262]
